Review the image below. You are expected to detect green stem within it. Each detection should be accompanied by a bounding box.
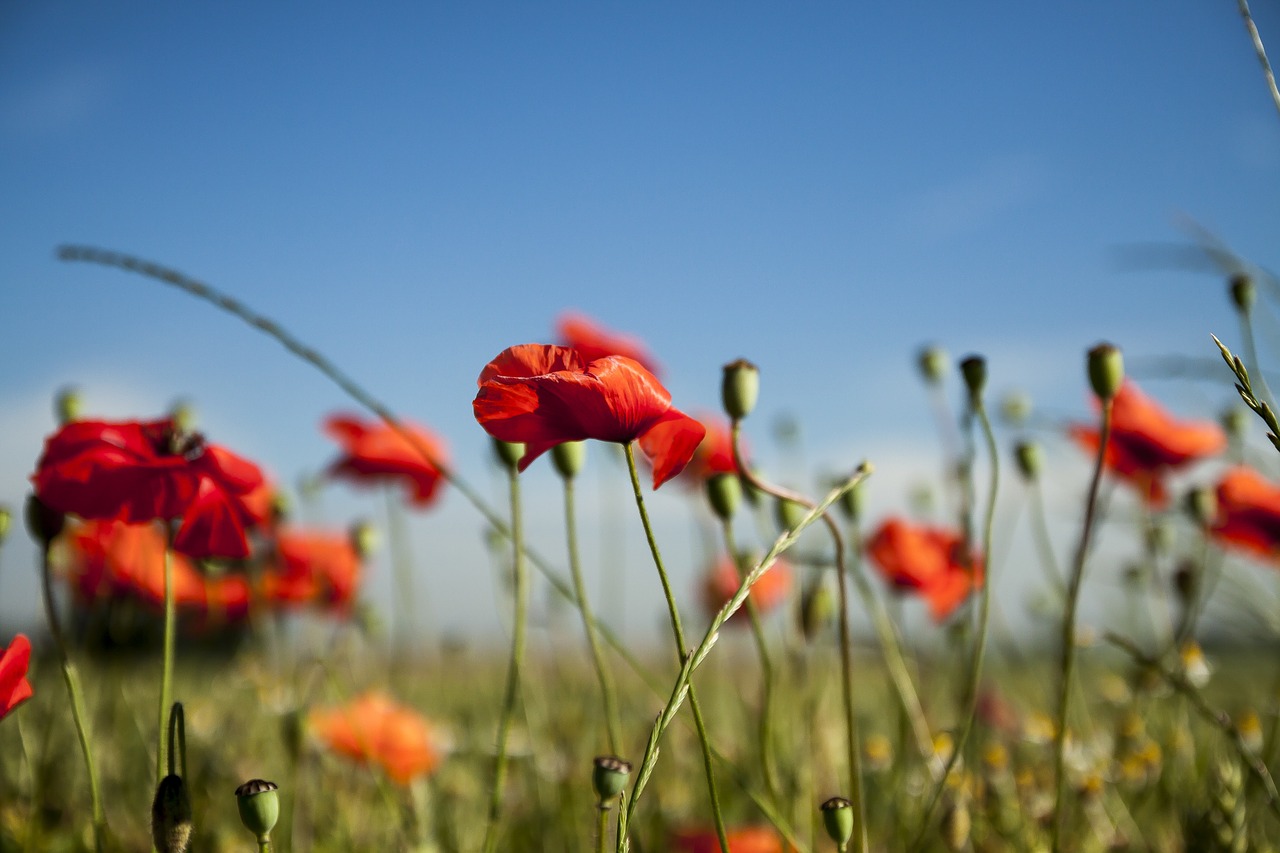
[385,489,419,670]
[1051,400,1112,852]
[39,544,106,852]
[564,476,623,754]
[617,443,729,853]
[158,527,175,787]
[597,805,609,853]
[1029,481,1066,597]
[483,465,528,853]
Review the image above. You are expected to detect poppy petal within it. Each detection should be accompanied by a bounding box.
[638,409,707,488]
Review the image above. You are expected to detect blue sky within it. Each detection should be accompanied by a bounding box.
[2,2,1278,644]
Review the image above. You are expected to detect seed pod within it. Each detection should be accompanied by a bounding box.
[1087,343,1124,403]
[721,359,759,421]
[820,796,854,849]
[592,756,632,804]
[235,778,280,842]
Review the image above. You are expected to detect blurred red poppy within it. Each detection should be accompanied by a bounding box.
[1210,467,1280,562]
[0,635,33,721]
[32,418,267,559]
[261,528,364,612]
[700,555,792,623]
[323,414,448,508]
[1069,382,1224,507]
[670,826,786,853]
[309,692,441,785]
[557,311,661,375]
[866,517,983,622]
[684,414,742,483]
[473,344,705,488]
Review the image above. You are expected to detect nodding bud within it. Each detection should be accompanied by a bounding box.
[152,774,194,853]
[721,359,759,421]
[349,521,378,558]
[837,479,862,522]
[705,473,741,521]
[0,505,10,546]
[917,345,949,387]
[551,440,586,480]
[54,386,82,425]
[169,399,197,434]
[235,779,280,842]
[1230,273,1256,313]
[492,437,524,471]
[1087,343,1124,403]
[774,497,806,533]
[592,756,632,804]
[959,355,987,401]
[1014,441,1042,482]
[1184,487,1218,528]
[24,494,65,546]
[820,796,855,848]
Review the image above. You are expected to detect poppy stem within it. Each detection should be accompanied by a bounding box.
[384,489,419,671]
[563,475,624,755]
[158,527,176,788]
[619,442,730,853]
[38,542,107,852]
[482,463,528,853]
[1051,399,1113,853]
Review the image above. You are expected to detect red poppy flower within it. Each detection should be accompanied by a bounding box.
[0,635,33,722]
[1210,467,1280,562]
[261,528,364,612]
[309,692,442,785]
[700,555,793,623]
[670,826,786,853]
[1068,382,1225,507]
[31,418,267,559]
[323,414,448,508]
[473,344,706,488]
[557,311,661,375]
[866,517,983,622]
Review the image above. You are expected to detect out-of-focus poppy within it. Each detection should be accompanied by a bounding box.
[1210,466,1280,562]
[670,826,786,853]
[556,311,661,376]
[1068,382,1225,507]
[308,692,441,785]
[684,414,742,484]
[866,517,983,622]
[0,635,33,721]
[700,555,792,623]
[261,529,364,612]
[31,418,267,559]
[323,414,448,508]
[473,344,705,488]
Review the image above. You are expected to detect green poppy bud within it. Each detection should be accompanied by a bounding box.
[705,473,741,521]
[1000,390,1033,427]
[552,440,586,480]
[721,359,760,421]
[592,756,632,805]
[1087,343,1124,403]
[235,779,280,843]
[152,774,194,853]
[169,398,197,434]
[1221,406,1249,440]
[24,493,65,546]
[350,521,378,558]
[54,386,82,425]
[1230,273,1256,313]
[774,497,806,533]
[836,478,862,522]
[1184,487,1218,528]
[492,437,524,470]
[801,579,836,640]
[269,491,290,523]
[959,355,987,401]
[1014,441,1042,482]
[821,796,855,849]
[0,505,10,546]
[917,345,949,387]
[740,470,764,508]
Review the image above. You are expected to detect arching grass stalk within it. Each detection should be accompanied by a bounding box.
[34,524,107,852]
[622,469,872,833]
[482,460,528,853]
[158,527,176,788]
[728,425,869,853]
[618,442,729,853]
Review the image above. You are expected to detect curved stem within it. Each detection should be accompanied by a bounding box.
[39,543,106,852]
[1051,400,1113,852]
[564,477,623,754]
[482,465,527,853]
[617,443,729,853]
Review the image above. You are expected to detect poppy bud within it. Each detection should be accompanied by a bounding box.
[1184,487,1218,528]
[235,778,280,843]
[1173,560,1199,605]
[152,774,193,853]
[492,437,524,471]
[999,390,1032,426]
[1087,343,1124,403]
[1145,520,1173,554]
[959,355,987,401]
[774,497,806,533]
[917,345,949,387]
[592,756,632,805]
[1221,406,1249,440]
[24,494,65,546]
[800,579,836,640]
[835,478,862,522]
[705,472,741,521]
[0,505,10,546]
[169,399,197,434]
[269,491,290,523]
[349,521,378,558]
[551,440,586,480]
[1230,273,1256,313]
[820,796,855,849]
[740,470,764,508]
[54,386,82,425]
[1014,441,1042,482]
[721,359,759,421]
